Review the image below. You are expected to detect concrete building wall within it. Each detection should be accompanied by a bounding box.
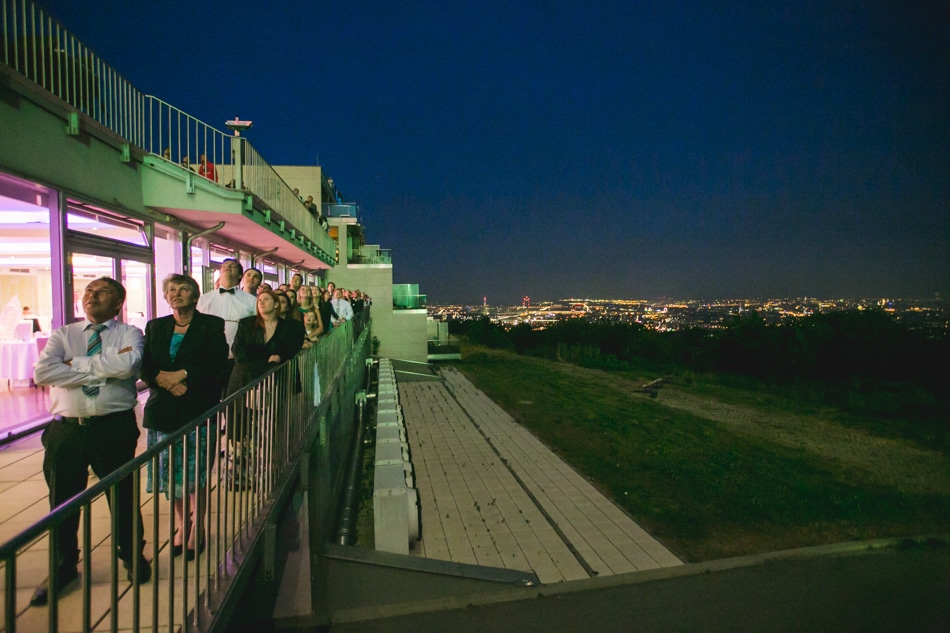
[327,264,427,362]
[382,310,428,361]
[272,165,322,205]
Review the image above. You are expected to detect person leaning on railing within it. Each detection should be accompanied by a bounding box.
[31,277,152,607]
[224,290,304,489]
[302,310,323,348]
[317,287,338,335]
[296,287,324,346]
[140,274,228,559]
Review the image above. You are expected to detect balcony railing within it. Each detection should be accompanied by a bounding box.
[427,337,461,357]
[394,294,426,310]
[1,0,145,144]
[325,204,359,218]
[393,284,425,310]
[0,317,371,632]
[351,249,392,265]
[1,0,336,263]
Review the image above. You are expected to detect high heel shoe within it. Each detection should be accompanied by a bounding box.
[171,530,184,557]
[185,537,205,561]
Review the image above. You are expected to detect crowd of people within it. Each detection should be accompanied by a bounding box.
[238,267,370,338]
[29,263,369,608]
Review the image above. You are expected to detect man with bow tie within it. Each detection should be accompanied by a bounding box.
[196,258,257,489]
[196,258,257,360]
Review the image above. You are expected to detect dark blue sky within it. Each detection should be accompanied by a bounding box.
[42,1,949,303]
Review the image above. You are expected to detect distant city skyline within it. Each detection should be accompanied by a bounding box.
[41,1,950,304]
[440,292,944,308]
[429,295,947,337]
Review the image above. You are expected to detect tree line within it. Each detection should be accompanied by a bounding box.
[451,311,948,433]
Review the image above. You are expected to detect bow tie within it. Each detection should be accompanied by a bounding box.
[219,287,235,294]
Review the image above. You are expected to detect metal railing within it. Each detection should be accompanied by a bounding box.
[144,96,229,180]
[1,0,145,145]
[324,204,359,218]
[0,318,370,632]
[141,97,337,263]
[352,249,392,265]
[1,0,336,262]
[394,294,427,310]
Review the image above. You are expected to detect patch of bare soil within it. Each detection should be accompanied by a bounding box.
[550,363,950,496]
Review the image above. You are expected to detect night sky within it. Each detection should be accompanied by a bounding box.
[40,1,949,304]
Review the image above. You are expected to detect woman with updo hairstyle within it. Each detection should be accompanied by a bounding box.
[141,274,228,558]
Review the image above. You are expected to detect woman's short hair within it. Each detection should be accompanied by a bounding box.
[161,274,200,299]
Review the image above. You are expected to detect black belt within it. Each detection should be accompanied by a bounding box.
[55,411,131,426]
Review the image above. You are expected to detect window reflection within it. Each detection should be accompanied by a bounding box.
[66,202,149,247]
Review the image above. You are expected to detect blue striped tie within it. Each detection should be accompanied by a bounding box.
[81,324,106,397]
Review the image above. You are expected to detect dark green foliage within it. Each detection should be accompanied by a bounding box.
[449,311,949,438]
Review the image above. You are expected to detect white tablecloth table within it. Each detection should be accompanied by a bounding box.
[0,339,41,383]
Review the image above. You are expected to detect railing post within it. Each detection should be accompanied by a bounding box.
[233,135,244,190]
[262,522,277,581]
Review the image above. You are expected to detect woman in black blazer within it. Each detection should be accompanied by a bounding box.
[226,289,304,396]
[142,274,228,558]
[224,289,304,489]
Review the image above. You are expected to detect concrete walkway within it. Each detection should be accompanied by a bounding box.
[399,367,681,584]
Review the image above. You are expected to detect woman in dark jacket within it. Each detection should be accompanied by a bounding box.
[226,289,304,396]
[224,290,304,488]
[317,288,337,336]
[142,274,228,558]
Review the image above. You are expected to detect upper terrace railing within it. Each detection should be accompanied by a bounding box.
[325,204,360,219]
[1,0,335,263]
[143,97,337,262]
[352,248,393,265]
[1,0,145,144]
[0,314,370,632]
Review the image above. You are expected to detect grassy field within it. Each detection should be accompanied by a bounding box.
[449,345,950,562]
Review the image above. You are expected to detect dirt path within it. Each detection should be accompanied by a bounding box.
[550,363,950,496]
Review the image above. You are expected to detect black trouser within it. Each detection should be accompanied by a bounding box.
[41,410,145,571]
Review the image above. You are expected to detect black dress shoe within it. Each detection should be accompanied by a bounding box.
[30,567,79,607]
[122,556,152,584]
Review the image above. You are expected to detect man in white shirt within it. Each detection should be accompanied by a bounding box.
[196,258,257,489]
[330,288,354,325]
[196,258,257,357]
[32,277,150,606]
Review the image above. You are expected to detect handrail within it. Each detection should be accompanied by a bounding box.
[1,0,336,263]
[143,95,229,180]
[0,315,371,632]
[1,0,145,145]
